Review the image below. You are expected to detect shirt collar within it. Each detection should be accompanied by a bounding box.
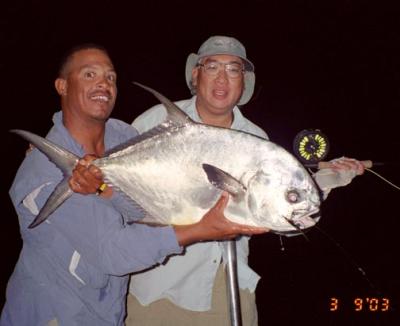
[51,110,119,155]
[184,96,244,129]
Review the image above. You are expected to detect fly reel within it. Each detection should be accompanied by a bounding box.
[293,129,330,165]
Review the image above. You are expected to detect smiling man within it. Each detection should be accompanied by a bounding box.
[1,44,267,326]
[55,45,118,156]
[127,35,267,326]
[126,35,365,326]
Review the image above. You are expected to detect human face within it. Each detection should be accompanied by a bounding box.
[192,54,244,121]
[56,49,117,124]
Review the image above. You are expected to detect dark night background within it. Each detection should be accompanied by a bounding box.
[1,1,400,325]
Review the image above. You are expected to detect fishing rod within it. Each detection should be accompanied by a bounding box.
[292,129,400,190]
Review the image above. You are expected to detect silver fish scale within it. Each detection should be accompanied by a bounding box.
[95,123,320,231]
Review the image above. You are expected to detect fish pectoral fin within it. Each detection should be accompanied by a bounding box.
[202,163,247,199]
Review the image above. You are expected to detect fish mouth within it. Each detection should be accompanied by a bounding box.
[291,208,320,225]
[274,208,320,237]
[299,208,321,221]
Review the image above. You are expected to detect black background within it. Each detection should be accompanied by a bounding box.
[1,1,399,325]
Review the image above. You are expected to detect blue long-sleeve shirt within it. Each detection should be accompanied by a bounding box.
[1,111,182,326]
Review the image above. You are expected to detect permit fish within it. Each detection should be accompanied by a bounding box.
[11,83,321,235]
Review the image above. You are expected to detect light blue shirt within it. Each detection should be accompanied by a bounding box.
[1,111,182,326]
[129,96,268,311]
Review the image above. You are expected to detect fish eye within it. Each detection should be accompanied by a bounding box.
[286,190,300,203]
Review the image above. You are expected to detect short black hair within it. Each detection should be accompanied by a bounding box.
[58,43,111,78]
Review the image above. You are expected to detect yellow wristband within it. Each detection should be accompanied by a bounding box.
[96,183,107,196]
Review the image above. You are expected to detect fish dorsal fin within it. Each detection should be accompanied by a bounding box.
[202,163,247,199]
[105,82,197,157]
[104,123,175,157]
[133,82,195,126]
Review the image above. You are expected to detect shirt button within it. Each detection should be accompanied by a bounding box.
[213,259,217,263]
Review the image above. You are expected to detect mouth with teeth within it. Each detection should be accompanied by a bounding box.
[90,92,112,103]
[212,89,230,102]
[213,89,227,97]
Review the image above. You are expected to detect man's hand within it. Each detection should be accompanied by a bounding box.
[174,192,268,246]
[329,157,365,175]
[314,157,367,193]
[69,154,112,197]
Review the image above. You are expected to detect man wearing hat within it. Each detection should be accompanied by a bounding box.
[125,36,365,325]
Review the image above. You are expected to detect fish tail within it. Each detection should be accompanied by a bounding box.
[29,179,74,228]
[11,129,79,228]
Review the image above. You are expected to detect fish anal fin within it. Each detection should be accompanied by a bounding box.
[202,163,247,199]
[132,218,168,227]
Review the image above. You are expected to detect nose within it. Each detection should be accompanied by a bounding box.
[96,78,107,89]
[215,67,228,83]
[96,74,113,89]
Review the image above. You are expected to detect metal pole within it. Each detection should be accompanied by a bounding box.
[225,239,242,326]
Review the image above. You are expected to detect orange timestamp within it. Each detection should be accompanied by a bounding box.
[329,297,390,312]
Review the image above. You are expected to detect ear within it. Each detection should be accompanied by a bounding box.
[55,78,67,96]
[191,67,199,88]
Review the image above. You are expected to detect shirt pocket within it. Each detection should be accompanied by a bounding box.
[69,250,110,289]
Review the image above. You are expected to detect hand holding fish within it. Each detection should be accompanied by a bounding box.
[69,154,112,198]
[173,192,269,246]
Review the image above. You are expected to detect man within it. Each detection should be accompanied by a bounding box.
[126,36,365,325]
[0,44,267,326]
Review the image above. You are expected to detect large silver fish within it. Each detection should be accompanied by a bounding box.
[12,83,321,235]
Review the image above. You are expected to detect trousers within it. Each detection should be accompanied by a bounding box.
[125,264,258,326]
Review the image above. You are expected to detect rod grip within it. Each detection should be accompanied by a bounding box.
[317,160,373,169]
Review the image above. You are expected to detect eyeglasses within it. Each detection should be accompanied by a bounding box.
[197,61,244,79]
